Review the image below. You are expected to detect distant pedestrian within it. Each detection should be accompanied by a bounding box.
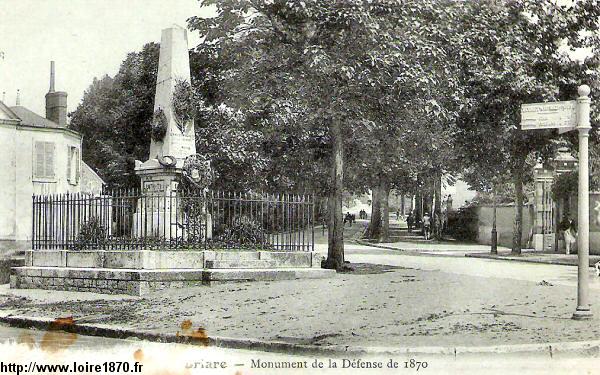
[564,219,577,255]
[396,210,400,221]
[407,212,414,233]
[344,212,353,227]
[360,209,368,220]
[422,212,432,240]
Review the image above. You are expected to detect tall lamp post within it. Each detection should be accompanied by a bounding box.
[491,189,498,254]
[573,84,593,320]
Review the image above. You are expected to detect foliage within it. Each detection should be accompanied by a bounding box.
[70,43,160,188]
[452,0,600,253]
[446,208,478,242]
[552,171,578,200]
[151,108,168,141]
[181,153,216,190]
[213,216,269,249]
[72,217,108,250]
[172,79,196,134]
[187,0,480,266]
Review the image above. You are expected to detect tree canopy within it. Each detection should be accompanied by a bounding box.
[69,0,600,265]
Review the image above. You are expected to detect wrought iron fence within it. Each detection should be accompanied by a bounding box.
[32,189,315,251]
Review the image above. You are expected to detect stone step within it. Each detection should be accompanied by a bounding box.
[212,251,260,261]
[205,260,279,269]
[202,268,335,284]
[9,266,335,295]
[11,257,25,267]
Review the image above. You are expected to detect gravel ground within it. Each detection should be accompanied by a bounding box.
[1,263,598,348]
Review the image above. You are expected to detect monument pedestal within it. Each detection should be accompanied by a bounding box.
[134,158,213,242]
[134,158,181,240]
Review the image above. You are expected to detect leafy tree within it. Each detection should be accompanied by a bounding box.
[187,0,450,269]
[454,0,600,254]
[70,43,159,188]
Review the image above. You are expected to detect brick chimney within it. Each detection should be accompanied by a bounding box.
[45,61,67,126]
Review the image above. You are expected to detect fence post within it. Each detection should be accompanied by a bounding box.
[312,194,315,252]
[31,195,36,250]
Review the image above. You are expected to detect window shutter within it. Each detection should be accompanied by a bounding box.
[67,147,72,183]
[75,148,80,184]
[45,142,55,178]
[34,142,44,178]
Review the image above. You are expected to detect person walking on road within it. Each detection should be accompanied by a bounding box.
[422,212,432,240]
[407,211,414,233]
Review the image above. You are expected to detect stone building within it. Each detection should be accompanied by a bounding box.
[0,62,104,249]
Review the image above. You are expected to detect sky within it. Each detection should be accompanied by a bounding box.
[0,0,213,116]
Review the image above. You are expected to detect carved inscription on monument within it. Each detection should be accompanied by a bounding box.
[170,133,195,156]
[142,179,177,193]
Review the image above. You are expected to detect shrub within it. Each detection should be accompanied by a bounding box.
[446,208,478,241]
[213,216,268,248]
[73,217,108,250]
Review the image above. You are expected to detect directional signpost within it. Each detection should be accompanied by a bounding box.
[521,85,593,320]
[521,101,577,131]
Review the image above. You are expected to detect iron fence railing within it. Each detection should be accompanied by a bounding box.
[32,189,315,251]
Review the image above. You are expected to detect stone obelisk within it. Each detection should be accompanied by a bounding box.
[134,25,197,238]
[149,25,196,160]
[135,25,196,192]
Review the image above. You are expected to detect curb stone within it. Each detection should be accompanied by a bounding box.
[1,313,599,358]
[356,239,598,267]
[465,253,597,268]
[353,240,475,258]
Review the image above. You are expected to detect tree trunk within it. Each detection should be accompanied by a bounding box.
[381,179,390,242]
[433,172,443,240]
[400,193,405,216]
[553,199,559,252]
[324,118,345,270]
[415,190,422,222]
[512,169,524,255]
[367,184,382,239]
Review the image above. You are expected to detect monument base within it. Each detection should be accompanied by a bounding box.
[135,158,182,193]
[10,250,332,296]
[134,158,212,240]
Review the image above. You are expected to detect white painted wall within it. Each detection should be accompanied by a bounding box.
[0,124,17,241]
[0,123,82,241]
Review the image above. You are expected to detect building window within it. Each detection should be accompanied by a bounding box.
[33,141,55,179]
[67,146,80,185]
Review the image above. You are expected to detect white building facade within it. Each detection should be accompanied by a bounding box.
[0,63,103,246]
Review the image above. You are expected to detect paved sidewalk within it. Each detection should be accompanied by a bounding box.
[355,217,600,267]
[467,251,600,267]
[357,240,600,267]
[356,238,511,256]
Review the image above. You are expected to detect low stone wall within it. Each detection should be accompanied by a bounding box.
[23,250,320,269]
[11,250,326,295]
[24,250,206,269]
[10,267,207,295]
[10,266,333,295]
